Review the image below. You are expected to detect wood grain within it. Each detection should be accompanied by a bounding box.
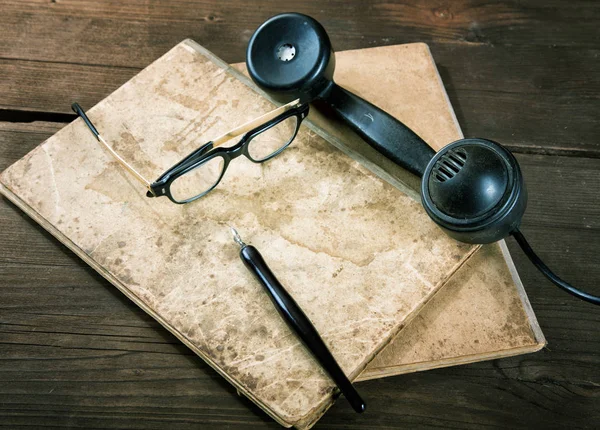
[2,0,599,67]
[1,0,599,428]
[0,0,599,155]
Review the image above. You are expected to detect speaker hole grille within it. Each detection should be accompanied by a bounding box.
[433,148,467,182]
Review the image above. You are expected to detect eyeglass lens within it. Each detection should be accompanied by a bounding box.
[169,115,299,202]
[247,116,298,161]
[169,156,225,202]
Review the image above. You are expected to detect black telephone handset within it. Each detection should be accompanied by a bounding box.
[247,13,599,306]
[246,13,435,177]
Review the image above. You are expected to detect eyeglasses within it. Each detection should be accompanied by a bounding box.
[72,100,309,204]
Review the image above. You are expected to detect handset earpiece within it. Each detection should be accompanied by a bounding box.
[422,138,599,305]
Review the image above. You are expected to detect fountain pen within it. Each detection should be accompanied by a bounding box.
[230,227,366,413]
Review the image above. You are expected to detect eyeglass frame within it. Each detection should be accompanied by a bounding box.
[148,102,308,203]
[71,99,309,204]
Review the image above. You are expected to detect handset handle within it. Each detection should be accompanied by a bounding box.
[323,83,435,177]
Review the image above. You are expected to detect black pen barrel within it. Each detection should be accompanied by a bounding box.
[240,245,366,413]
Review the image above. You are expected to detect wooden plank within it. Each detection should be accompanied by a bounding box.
[0,0,600,156]
[0,122,62,168]
[0,59,137,114]
[431,44,600,157]
[1,143,598,428]
[2,41,599,155]
[1,0,599,68]
[1,0,599,426]
[0,1,599,155]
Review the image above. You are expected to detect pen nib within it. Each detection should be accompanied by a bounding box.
[230,226,246,248]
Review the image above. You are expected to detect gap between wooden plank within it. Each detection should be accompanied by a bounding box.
[1,116,598,159]
[0,109,75,124]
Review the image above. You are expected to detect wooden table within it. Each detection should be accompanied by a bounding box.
[1,1,598,428]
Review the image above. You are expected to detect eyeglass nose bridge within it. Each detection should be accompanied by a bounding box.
[227,141,248,161]
[219,137,255,164]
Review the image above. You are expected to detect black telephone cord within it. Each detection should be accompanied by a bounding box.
[512,228,600,306]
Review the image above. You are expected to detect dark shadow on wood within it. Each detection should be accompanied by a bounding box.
[435,62,469,140]
[0,109,75,124]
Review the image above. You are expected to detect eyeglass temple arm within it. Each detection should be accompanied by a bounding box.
[211,98,302,148]
[71,103,154,194]
[163,142,214,174]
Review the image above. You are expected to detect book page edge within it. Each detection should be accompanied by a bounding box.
[356,341,546,382]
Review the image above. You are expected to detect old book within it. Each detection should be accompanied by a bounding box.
[361,241,545,380]
[236,44,545,382]
[0,40,477,428]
